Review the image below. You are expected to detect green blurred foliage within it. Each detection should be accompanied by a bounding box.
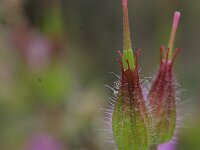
[0,0,199,149]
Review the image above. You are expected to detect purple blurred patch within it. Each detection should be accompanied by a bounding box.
[158,140,177,150]
[25,134,64,150]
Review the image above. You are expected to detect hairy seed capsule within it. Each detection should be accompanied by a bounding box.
[148,46,180,145]
[112,50,149,150]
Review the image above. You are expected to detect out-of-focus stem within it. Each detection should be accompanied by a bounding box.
[149,145,158,150]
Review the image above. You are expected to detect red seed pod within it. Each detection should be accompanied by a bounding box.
[148,46,180,145]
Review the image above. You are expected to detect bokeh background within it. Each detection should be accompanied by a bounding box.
[0,0,199,149]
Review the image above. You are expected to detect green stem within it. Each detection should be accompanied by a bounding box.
[122,0,134,70]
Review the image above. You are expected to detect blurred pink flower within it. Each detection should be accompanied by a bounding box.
[25,35,51,71]
[11,23,52,71]
[25,133,64,150]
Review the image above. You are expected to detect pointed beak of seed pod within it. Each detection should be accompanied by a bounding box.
[121,0,135,70]
[168,11,181,59]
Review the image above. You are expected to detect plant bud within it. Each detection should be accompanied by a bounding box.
[112,1,149,149]
[148,12,181,145]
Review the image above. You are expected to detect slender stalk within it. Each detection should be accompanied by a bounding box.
[122,0,132,50]
[168,11,181,59]
[121,0,134,69]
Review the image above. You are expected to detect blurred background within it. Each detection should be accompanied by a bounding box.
[0,0,199,149]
